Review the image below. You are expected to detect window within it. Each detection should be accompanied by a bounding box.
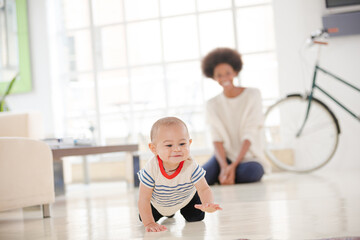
[56,0,278,158]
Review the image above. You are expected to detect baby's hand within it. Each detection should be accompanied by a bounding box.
[145,222,167,232]
[194,203,222,213]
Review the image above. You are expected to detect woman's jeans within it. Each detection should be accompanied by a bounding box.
[202,155,264,185]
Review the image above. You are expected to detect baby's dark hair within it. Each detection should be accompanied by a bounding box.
[201,48,243,79]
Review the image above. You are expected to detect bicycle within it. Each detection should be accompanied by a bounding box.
[263,29,360,173]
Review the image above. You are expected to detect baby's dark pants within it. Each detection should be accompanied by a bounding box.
[139,192,204,222]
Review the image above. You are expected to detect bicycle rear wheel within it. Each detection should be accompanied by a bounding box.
[263,94,340,172]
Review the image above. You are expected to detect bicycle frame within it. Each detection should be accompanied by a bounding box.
[296,64,360,137]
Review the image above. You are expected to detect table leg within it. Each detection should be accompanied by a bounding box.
[53,160,65,196]
[82,156,90,184]
[133,154,140,187]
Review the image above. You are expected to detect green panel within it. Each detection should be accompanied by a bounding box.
[0,0,32,94]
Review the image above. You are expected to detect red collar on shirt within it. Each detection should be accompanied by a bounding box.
[157,155,184,179]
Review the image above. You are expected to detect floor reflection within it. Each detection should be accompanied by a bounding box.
[0,171,359,239]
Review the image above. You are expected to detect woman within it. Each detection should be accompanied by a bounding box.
[201,47,270,185]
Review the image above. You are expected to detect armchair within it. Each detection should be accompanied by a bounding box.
[0,137,55,218]
[0,111,43,138]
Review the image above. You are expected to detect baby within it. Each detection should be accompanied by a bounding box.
[137,117,222,232]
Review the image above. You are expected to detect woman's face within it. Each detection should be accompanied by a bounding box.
[213,63,238,89]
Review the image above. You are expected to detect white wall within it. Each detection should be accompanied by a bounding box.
[7,0,59,138]
[7,0,360,169]
[273,0,360,171]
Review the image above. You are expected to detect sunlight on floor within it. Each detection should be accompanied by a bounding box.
[0,170,359,240]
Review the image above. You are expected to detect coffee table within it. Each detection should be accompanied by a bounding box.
[51,144,139,196]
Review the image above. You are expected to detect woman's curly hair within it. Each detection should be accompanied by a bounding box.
[201,48,243,79]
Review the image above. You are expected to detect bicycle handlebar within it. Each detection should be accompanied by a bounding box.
[307,28,330,46]
[313,40,328,45]
[307,28,339,45]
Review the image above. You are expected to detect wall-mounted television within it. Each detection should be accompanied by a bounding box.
[326,0,360,8]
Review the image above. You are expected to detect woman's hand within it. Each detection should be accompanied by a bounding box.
[145,222,167,232]
[219,165,236,185]
[194,203,222,213]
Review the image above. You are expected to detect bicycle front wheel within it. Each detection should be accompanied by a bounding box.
[264,94,340,172]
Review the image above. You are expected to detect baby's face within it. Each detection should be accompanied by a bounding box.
[150,124,192,166]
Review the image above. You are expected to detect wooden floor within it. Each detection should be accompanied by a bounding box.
[0,170,359,240]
